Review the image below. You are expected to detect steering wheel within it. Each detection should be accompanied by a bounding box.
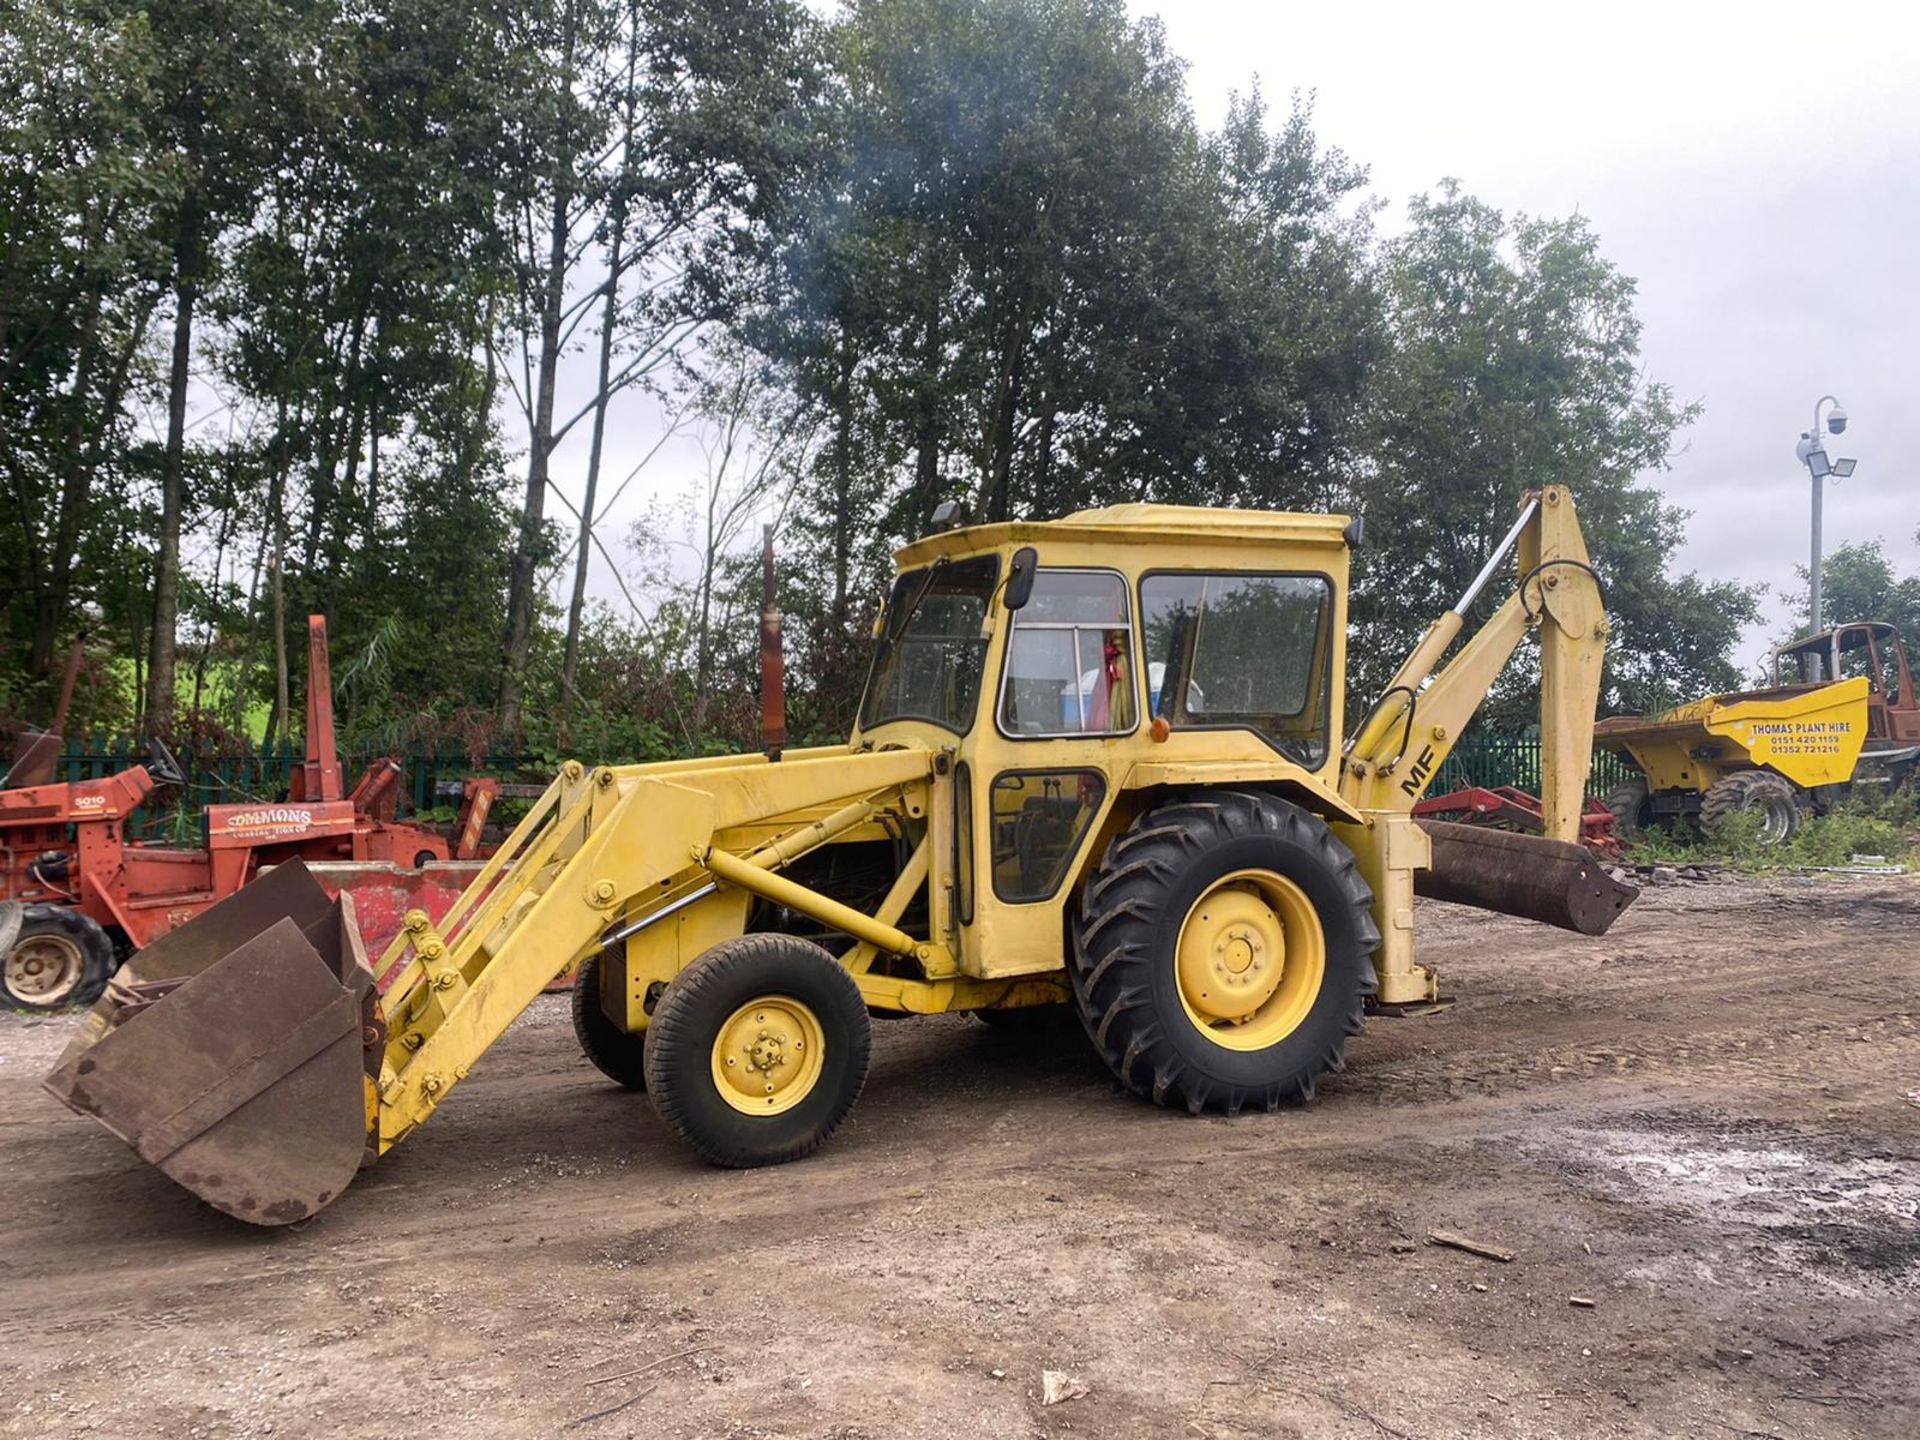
[147,737,185,786]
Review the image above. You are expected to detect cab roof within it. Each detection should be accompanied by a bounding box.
[892,504,1354,570]
[1776,621,1901,659]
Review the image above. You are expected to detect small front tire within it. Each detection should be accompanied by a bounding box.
[572,952,648,1090]
[1,906,114,1013]
[644,935,871,1168]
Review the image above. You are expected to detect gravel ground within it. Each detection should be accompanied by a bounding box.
[2,872,1916,1438]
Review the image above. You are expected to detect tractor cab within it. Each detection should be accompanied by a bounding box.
[854,506,1348,769]
[851,507,1356,979]
[1774,622,1920,742]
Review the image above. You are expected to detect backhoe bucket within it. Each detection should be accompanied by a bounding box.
[1415,819,1638,936]
[43,861,377,1225]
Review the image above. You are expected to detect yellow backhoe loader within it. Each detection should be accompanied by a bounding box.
[46,487,1634,1225]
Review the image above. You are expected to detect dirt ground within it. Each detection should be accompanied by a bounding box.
[2,873,1917,1440]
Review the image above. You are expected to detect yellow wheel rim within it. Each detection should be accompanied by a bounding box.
[1174,869,1325,1051]
[710,996,826,1115]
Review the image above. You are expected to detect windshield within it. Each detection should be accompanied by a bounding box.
[858,555,1001,734]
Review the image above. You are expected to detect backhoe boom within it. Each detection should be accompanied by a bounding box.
[1336,485,1624,1002]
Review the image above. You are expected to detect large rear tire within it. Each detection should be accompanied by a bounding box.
[644,934,871,1167]
[1604,778,1650,841]
[1,906,114,1013]
[1070,791,1379,1115]
[1701,771,1804,846]
[572,951,647,1090]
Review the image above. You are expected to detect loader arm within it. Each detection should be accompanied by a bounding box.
[370,748,939,1150]
[44,744,945,1223]
[1333,486,1620,1005]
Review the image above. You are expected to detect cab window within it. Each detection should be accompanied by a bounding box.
[1140,572,1333,766]
[988,770,1106,902]
[858,556,1000,734]
[997,571,1137,736]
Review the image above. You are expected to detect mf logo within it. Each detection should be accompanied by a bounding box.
[1398,744,1438,798]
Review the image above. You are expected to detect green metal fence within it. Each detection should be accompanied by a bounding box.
[1434,733,1634,797]
[51,731,1634,839]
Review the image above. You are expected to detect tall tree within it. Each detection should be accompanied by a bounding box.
[138,0,327,733]
[1350,183,1757,721]
[0,1,174,693]
[495,0,823,735]
[760,0,1381,720]
[211,0,525,740]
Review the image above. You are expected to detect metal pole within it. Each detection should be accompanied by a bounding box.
[1807,394,1838,651]
[1454,495,1542,617]
[1810,469,1823,643]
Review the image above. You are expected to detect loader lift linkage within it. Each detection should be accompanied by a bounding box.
[47,487,1637,1225]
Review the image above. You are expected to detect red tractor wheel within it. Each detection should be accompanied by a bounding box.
[2,906,115,1012]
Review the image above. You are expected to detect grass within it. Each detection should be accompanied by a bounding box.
[1622,788,1917,872]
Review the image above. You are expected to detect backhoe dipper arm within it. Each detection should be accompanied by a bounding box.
[1341,486,1607,843]
[1333,487,1614,1007]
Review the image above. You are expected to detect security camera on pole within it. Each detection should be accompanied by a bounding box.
[1796,395,1858,672]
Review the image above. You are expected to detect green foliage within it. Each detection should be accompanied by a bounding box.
[758,0,1382,719]
[3,0,1774,765]
[1625,790,1915,871]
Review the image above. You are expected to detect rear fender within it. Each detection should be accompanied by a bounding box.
[1061,771,1365,920]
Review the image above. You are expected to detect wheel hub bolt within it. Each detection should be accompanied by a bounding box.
[749,1036,786,1072]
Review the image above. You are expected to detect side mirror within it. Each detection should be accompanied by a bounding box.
[1004,547,1039,612]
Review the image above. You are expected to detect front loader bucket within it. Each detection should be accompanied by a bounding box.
[44,861,377,1225]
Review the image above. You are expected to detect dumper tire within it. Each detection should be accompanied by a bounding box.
[1701,771,1805,846]
[572,952,647,1090]
[1,905,115,1013]
[1604,778,1650,840]
[1070,791,1378,1115]
[644,934,870,1168]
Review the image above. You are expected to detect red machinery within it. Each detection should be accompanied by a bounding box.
[1412,784,1622,858]
[0,617,494,1011]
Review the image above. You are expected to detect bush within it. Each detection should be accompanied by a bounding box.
[1622,787,1915,871]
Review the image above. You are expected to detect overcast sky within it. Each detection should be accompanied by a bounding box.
[548,1,1919,674]
[1127,0,1920,669]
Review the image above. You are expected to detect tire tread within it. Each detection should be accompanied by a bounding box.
[1069,790,1378,1116]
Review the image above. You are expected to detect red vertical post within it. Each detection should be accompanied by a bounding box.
[304,615,345,802]
[50,631,87,734]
